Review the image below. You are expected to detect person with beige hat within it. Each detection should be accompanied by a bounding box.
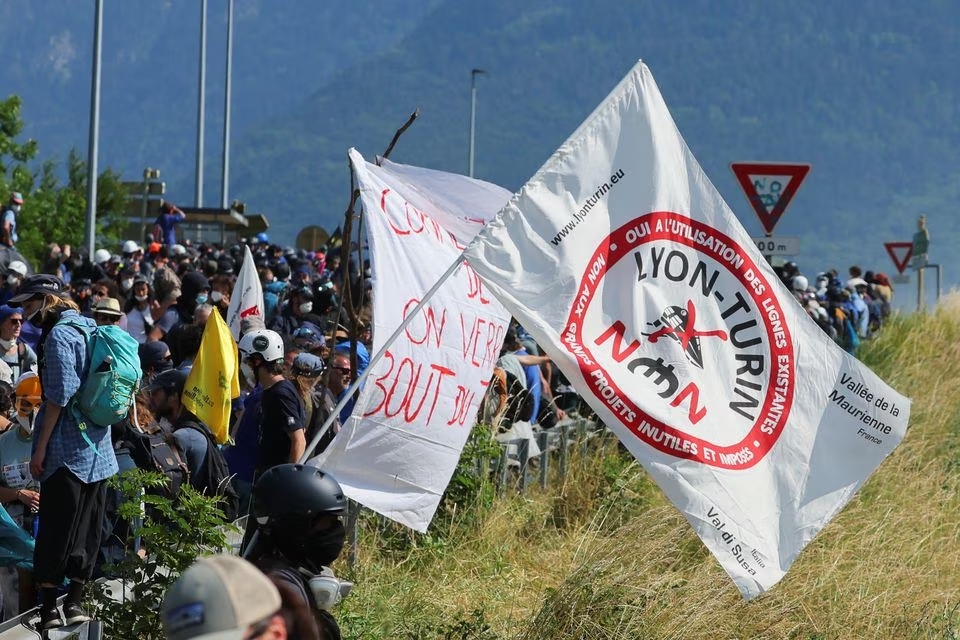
[162,554,288,640]
[92,297,124,328]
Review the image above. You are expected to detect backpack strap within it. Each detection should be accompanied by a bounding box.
[56,318,107,457]
[177,420,226,480]
[14,341,24,380]
[177,419,215,444]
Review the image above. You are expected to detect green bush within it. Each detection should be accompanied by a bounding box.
[86,469,238,640]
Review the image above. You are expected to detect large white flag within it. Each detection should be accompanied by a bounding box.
[314,149,512,532]
[225,245,264,340]
[463,61,910,599]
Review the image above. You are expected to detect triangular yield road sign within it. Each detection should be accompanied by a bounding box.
[884,242,913,274]
[730,162,811,234]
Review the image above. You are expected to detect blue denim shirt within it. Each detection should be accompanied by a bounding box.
[33,310,118,483]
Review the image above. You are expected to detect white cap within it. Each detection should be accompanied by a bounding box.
[172,244,187,256]
[122,240,142,254]
[93,248,111,264]
[846,277,868,289]
[6,261,27,276]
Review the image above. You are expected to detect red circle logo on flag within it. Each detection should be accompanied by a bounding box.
[562,211,795,469]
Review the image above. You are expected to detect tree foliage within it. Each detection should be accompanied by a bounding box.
[0,94,128,270]
[86,470,238,640]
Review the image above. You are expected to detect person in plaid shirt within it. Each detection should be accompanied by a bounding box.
[11,274,118,631]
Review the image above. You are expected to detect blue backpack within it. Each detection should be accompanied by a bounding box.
[59,318,143,428]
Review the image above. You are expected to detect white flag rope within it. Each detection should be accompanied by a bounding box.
[462,60,910,599]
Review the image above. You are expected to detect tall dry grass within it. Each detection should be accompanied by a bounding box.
[340,298,960,639]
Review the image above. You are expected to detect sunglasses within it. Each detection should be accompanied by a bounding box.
[332,366,351,375]
[6,318,22,325]
[92,290,109,296]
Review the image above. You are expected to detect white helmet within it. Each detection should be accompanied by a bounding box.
[238,329,284,363]
[6,260,27,276]
[791,275,808,292]
[93,249,111,265]
[121,240,142,254]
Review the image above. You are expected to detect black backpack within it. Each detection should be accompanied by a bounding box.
[503,369,535,425]
[121,422,190,499]
[179,421,241,522]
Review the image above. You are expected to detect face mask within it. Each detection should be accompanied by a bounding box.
[11,205,20,214]
[6,275,18,286]
[16,411,35,434]
[135,294,149,302]
[195,294,208,305]
[240,362,256,384]
[0,338,14,351]
[298,522,346,569]
[25,303,43,323]
[298,302,313,314]
[152,361,172,378]
[210,291,222,304]
[122,279,134,291]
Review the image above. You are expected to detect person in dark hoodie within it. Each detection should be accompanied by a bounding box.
[149,271,210,347]
[66,247,108,286]
[158,271,210,360]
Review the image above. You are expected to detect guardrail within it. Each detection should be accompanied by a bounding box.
[491,416,607,492]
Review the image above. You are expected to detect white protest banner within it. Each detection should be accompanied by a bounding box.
[225,245,264,340]
[463,61,910,599]
[314,149,512,532]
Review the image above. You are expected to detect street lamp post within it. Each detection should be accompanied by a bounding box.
[141,167,160,243]
[85,0,104,258]
[220,0,234,209]
[195,0,207,207]
[468,68,487,178]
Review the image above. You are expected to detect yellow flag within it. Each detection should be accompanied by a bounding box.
[182,307,240,444]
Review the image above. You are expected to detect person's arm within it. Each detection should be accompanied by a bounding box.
[148,324,165,342]
[149,305,177,340]
[288,428,306,463]
[150,298,173,323]
[538,366,566,421]
[514,353,551,367]
[1,215,11,247]
[0,485,40,511]
[30,403,63,479]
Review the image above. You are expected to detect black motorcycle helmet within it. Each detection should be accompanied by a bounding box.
[251,464,347,571]
[253,464,345,521]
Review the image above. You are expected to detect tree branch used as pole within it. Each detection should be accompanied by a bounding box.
[327,108,422,409]
[380,108,420,164]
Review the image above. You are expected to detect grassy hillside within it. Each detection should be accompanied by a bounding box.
[337,299,960,638]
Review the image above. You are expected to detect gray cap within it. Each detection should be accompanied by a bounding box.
[161,554,281,640]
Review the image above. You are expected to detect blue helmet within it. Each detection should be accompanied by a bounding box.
[256,232,269,244]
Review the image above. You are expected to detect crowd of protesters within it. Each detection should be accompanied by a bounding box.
[0,222,367,636]
[0,191,902,636]
[772,260,896,353]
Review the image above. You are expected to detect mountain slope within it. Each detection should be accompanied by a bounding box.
[230,0,960,287]
[0,0,442,200]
